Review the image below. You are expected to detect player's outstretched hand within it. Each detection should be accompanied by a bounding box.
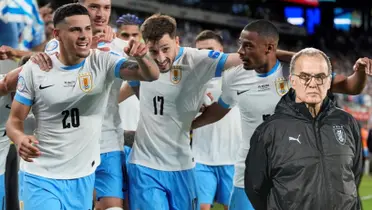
[353,57,372,75]
[0,45,17,60]
[17,135,41,162]
[30,52,53,71]
[124,39,148,58]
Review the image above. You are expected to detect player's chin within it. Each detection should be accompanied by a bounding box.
[76,51,90,58]
[158,63,171,73]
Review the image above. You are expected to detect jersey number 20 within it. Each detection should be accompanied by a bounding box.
[62,108,80,129]
[153,96,164,115]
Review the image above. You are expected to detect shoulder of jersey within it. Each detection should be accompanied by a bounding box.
[45,39,59,53]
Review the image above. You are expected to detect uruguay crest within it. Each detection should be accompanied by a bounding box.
[275,77,289,96]
[170,65,182,84]
[78,72,93,92]
[333,125,346,145]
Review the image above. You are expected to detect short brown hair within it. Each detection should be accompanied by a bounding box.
[140,14,177,42]
[195,30,223,45]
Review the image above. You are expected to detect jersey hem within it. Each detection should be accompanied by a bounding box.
[129,160,195,171]
[195,160,235,166]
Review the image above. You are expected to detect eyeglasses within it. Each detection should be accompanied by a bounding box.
[292,72,331,85]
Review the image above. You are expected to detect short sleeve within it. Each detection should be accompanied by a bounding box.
[191,49,229,84]
[96,50,127,82]
[15,62,34,106]
[218,69,238,109]
[128,80,140,87]
[44,39,60,55]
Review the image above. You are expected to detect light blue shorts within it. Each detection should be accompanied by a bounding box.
[195,163,234,205]
[0,174,5,210]
[18,171,95,210]
[95,151,127,200]
[229,187,255,210]
[128,163,199,210]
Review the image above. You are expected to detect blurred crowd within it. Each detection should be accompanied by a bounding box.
[2,1,372,98]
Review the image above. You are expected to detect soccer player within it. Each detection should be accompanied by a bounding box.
[6,3,159,210]
[116,14,142,42]
[123,14,294,210]
[0,66,21,209]
[38,1,135,209]
[192,30,241,210]
[115,14,142,162]
[191,20,371,210]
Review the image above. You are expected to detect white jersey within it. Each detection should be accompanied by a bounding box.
[0,74,11,175]
[45,38,129,154]
[192,77,241,165]
[129,47,228,171]
[219,61,289,188]
[119,84,140,131]
[16,50,126,179]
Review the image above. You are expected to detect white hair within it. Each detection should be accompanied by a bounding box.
[289,47,332,75]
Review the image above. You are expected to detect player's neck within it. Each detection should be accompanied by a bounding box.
[57,52,85,66]
[257,57,277,73]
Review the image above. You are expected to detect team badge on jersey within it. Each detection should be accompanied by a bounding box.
[333,125,346,145]
[45,40,58,52]
[17,76,27,92]
[275,77,289,96]
[78,72,93,92]
[170,65,182,84]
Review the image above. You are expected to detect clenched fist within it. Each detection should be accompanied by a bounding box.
[353,57,372,75]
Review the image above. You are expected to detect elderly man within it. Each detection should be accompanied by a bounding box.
[245,48,363,210]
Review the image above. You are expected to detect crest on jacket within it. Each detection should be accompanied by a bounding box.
[333,125,346,145]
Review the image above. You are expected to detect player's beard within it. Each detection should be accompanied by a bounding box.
[157,58,172,73]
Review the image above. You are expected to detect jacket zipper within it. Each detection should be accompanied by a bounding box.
[313,120,331,209]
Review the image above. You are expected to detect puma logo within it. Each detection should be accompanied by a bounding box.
[289,134,301,144]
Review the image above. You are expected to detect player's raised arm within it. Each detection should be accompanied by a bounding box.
[6,63,40,162]
[330,57,371,95]
[118,39,160,81]
[222,50,295,71]
[0,67,22,96]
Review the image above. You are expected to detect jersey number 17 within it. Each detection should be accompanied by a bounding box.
[153,96,164,115]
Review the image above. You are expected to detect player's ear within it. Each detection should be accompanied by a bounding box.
[267,43,274,54]
[175,36,180,46]
[54,29,60,41]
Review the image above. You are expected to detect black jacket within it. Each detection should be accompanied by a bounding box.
[245,89,362,210]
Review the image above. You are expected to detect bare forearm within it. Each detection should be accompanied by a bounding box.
[118,83,135,103]
[345,70,367,95]
[14,50,34,59]
[6,118,26,145]
[192,103,228,129]
[276,49,295,63]
[4,67,22,92]
[135,54,160,81]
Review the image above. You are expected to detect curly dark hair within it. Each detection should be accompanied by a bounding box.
[140,14,177,42]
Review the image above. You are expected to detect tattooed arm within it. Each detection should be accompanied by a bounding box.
[117,55,159,81]
[118,39,160,81]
